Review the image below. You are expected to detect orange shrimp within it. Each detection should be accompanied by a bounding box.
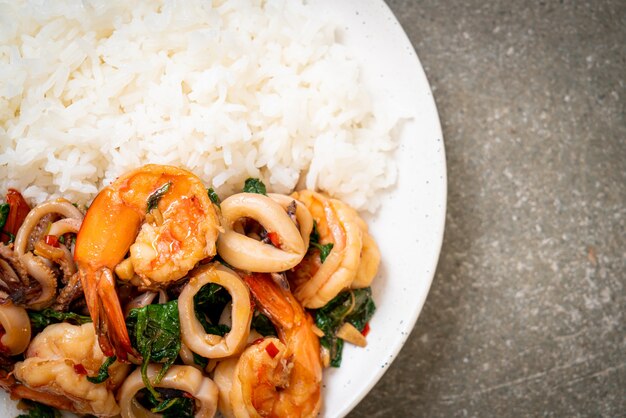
[74,165,220,361]
[232,273,322,418]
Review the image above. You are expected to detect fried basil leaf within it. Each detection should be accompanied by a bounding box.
[28,309,92,330]
[0,203,9,230]
[86,356,116,384]
[314,287,376,367]
[192,352,208,369]
[138,388,194,418]
[251,310,277,337]
[308,221,334,263]
[126,301,181,398]
[146,182,172,212]
[242,178,267,195]
[193,282,231,336]
[17,400,61,418]
[207,188,221,207]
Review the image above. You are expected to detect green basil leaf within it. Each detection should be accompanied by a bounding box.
[0,203,9,230]
[193,283,231,335]
[28,309,92,331]
[126,300,181,399]
[308,221,333,262]
[309,221,321,245]
[314,288,376,367]
[242,178,267,195]
[17,400,61,418]
[192,352,208,369]
[138,388,194,418]
[146,182,172,212]
[86,356,116,384]
[207,188,220,207]
[312,242,333,263]
[251,311,276,337]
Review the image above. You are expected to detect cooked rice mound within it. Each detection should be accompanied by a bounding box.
[0,0,398,212]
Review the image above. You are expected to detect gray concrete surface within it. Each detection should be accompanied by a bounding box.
[349,1,625,417]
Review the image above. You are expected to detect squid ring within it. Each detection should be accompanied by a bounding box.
[118,365,218,418]
[0,300,31,355]
[178,264,252,359]
[268,193,314,250]
[216,193,307,272]
[14,199,83,257]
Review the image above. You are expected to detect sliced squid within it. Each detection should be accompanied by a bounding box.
[216,193,308,272]
[117,364,218,418]
[178,264,252,358]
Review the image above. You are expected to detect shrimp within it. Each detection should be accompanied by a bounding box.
[228,272,322,418]
[13,323,130,416]
[74,164,220,361]
[287,190,365,308]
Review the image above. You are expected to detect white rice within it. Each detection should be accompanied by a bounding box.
[0,0,398,212]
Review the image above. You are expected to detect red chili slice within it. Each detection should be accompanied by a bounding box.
[0,324,9,355]
[267,231,281,248]
[73,364,88,375]
[361,322,371,337]
[252,338,265,345]
[265,341,279,359]
[44,235,59,248]
[1,189,30,243]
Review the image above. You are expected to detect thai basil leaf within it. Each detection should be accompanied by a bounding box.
[312,242,333,263]
[146,182,172,212]
[151,397,194,417]
[138,388,194,418]
[314,287,376,367]
[29,309,92,330]
[308,221,334,263]
[194,282,231,336]
[0,203,9,230]
[242,178,267,195]
[192,352,208,369]
[17,400,61,418]
[126,300,181,398]
[207,188,220,207]
[86,356,116,384]
[251,311,276,337]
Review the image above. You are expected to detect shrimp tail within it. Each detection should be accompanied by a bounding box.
[242,273,296,332]
[80,268,136,362]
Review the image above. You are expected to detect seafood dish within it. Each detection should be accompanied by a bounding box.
[0,165,380,417]
[0,0,405,416]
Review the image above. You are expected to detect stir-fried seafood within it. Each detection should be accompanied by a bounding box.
[13,323,129,416]
[74,164,220,361]
[228,273,322,418]
[118,364,219,418]
[0,165,380,418]
[288,190,379,308]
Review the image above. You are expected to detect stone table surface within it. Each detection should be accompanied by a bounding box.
[349,1,625,417]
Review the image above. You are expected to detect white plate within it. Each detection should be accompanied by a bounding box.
[0,1,445,417]
[306,1,446,417]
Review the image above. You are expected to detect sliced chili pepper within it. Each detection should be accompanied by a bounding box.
[361,322,371,337]
[44,235,59,248]
[0,324,9,355]
[267,231,281,248]
[73,364,88,375]
[265,341,279,359]
[252,338,265,345]
[1,189,30,244]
